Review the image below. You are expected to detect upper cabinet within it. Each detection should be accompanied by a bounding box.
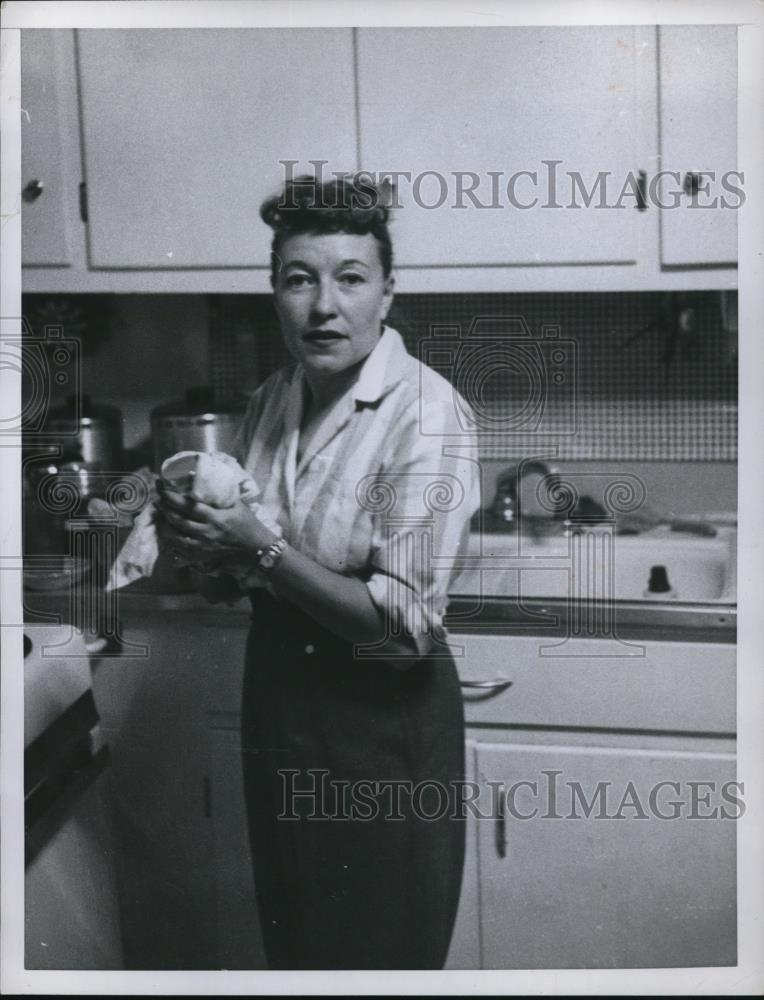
[357,27,641,267]
[20,26,738,293]
[76,29,357,269]
[20,31,78,266]
[658,26,738,266]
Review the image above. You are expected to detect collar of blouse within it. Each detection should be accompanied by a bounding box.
[291,324,410,410]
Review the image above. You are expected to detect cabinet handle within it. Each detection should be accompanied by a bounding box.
[79,182,88,223]
[203,775,212,818]
[495,801,507,859]
[636,170,647,210]
[460,677,513,692]
[22,179,44,202]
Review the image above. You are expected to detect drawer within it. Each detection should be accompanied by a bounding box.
[93,604,736,735]
[448,633,736,735]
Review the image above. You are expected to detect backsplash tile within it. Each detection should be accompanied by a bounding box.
[211,291,737,461]
[21,291,736,463]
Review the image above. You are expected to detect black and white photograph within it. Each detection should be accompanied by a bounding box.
[1,0,763,994]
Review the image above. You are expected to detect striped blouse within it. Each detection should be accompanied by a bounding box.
[232,325,482,659]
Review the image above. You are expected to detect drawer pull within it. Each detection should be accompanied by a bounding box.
[460,677,513,692]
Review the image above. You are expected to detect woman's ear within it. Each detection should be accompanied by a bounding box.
[381,274,395,321]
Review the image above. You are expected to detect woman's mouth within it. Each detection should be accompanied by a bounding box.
[303,330,346,346]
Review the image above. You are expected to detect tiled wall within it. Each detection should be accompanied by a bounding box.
[211,290,738,462]
[21,289,737,470]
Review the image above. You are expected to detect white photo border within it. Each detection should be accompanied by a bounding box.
[2,1,762,995]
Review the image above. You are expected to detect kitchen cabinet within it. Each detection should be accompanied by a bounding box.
[190,615,268,970]
[204,631,269,972]
[20,30,79,267]
[474,740,736,969]
[93,601,266,970]
[450,628,737,969]
[20,26,737,293]
[658,26,738,267]
[357,26,642,268]
[444,737,481,970]
[206,722,267,969]
[75,29,357,269]
[87,609,220,969]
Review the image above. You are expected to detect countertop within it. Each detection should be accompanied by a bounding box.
[24,580,737,645]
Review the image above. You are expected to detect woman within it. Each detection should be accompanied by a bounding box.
[159,175,481,970]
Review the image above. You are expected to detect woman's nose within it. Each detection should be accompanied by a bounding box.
[310,280,338,319]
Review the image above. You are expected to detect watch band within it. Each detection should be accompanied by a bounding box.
[254,536,288,577]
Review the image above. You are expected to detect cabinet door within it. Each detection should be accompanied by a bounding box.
[21,30,76,266]
[76,29,357,268]
[475,741,737,968]
[445,738,481,969]
[92,615,218,969]
[207,719,267,969]
[658,26,737,266]
[357,27,641,267]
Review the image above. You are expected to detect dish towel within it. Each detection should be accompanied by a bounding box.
[104,451,282,592]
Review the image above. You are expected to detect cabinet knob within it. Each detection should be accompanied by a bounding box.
[23,179,44,202]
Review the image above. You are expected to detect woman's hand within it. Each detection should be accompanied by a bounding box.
[156,481,278,564]
[157,487,418,665]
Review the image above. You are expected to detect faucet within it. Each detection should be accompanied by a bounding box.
[490,460,564,537]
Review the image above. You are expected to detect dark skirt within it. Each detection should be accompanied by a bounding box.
[241,590,466,970]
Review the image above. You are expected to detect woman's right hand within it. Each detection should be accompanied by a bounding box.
[155,480,279,566]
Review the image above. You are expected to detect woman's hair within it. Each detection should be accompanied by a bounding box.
[260,174,393,282]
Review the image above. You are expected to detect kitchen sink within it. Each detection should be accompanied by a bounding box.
[455,524,736,604]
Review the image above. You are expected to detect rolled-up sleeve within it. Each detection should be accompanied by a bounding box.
[363,397,481,660]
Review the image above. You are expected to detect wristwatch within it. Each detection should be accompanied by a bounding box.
[254,536,288,577]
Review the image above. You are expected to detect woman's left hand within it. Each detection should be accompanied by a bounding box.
[156,482,277,563]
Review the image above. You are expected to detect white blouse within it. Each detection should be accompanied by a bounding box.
[233,325,482,659]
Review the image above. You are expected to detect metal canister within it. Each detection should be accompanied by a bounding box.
[43,395,124,468]
[149,387,246,472]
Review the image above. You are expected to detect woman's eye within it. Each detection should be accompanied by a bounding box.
[285,273,311,289]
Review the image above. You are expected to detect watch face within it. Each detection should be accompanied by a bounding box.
[257,539,285,574]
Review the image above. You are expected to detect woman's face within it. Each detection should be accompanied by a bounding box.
[272,231,394,386]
